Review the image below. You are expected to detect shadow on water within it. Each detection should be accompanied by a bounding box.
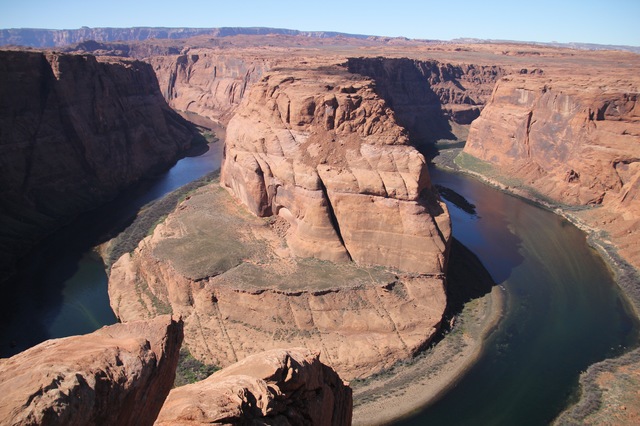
[445,237,496,317]
[0,141,223,358]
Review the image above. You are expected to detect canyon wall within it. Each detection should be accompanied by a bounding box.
[221,63,450,273]
[156,348,352,425]
[0,50,200,279]
[0,315,183,426]
[148,50,271,124]
[347,57,505,146]
[464,73,640,268]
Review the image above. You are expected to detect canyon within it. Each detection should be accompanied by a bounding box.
[0,50,201,282]
[1,30,639,424]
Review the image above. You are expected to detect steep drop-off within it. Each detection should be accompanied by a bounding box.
[221,63,450,273]
[464,72,640,269]
[0,50,200,279]
[0,315,183,426]
[149,50,271,124]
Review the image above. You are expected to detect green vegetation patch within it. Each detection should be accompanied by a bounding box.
[174,346,219,387]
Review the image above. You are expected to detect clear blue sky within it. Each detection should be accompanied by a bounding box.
[1,0,639,46]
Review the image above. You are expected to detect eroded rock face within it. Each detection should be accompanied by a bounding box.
[347,57,505,144]
[0,315,183,426]
[156,348,352,426]
[221,64,450,274]
[149,51,271,124]
[464,73,640,268]
[108,182,447,380]
[0,50,199,279]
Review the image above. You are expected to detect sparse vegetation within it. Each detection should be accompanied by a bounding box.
[174,347,220,387]
[103,171,219,270]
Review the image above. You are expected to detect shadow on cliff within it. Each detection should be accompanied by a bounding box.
[346,57,461,153]
[0,137,216,358]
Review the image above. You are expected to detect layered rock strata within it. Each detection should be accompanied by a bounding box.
[149,51,271,124]
[109,181,447,380]
[156,348,352,425]
[464,73,640,268]
[0,315,183,426]
[221,64,451,274]
[0,50,199,279]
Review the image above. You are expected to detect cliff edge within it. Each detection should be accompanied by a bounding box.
[0,50,200,279]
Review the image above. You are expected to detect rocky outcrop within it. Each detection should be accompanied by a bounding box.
[149,51,271,124]
[464,73,640,268]
[108,180,447,380]
[156,348,352,425]
[221,64,450,274]
[0,50,200,279]
[0,315,183,426]
[347,57,505,145]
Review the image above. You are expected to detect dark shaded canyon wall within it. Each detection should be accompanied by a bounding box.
[0,50,200,279]
[346,57,504,148]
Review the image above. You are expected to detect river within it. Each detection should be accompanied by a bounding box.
[396,166,639,425]
[0,141,224,357]
[1,141,638,425]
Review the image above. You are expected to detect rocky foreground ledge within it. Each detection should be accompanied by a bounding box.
[0,315,183,425]
[0,317,351,425]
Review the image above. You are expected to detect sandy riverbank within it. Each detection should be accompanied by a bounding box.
[352,284,504,425]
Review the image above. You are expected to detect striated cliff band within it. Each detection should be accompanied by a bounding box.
[0,50,201,280]
[108,62,451,380]
[463,69,640,270]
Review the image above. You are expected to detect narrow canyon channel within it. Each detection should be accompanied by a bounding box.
[1,138,638,425]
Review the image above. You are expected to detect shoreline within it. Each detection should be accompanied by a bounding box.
[433,148,640,423]
[352,284,505,425]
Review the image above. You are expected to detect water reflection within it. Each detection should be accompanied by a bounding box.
[396,166,639,426]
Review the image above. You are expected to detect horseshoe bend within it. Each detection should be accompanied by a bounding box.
[0,28,639,425]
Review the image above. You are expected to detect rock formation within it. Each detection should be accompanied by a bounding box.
[108,60,450,383]
[0,50,200,279]
[108,179,447,380]
[156,348,352,425]
[464,71,640,268]
[149,51,271,124]
[0,315,183,426]
[347,57,504,145]
[221,63,450,273]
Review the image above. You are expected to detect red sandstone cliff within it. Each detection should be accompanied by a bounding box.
[0,315,183,426]
[221,63,451,273]
[347,57,505,145]
[0,50,200,279]
[108,62,449,381]
[149,50,271,124]
[464,72,640,268]
[156,348,352,425]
